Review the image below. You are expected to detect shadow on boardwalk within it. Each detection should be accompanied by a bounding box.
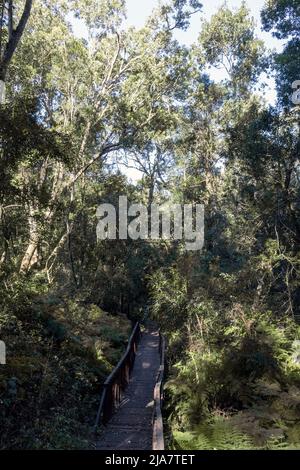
[96,323,160,450]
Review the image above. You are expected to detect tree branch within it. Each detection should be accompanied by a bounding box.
[0,0,33,81]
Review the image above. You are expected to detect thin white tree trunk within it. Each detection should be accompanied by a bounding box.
[20,206,39,273]
[0,80,5,104]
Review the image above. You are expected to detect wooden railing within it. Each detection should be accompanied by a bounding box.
[94,322,141,429]
[152,332,165,450]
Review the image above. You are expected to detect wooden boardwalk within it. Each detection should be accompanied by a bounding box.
[96,323,161,450]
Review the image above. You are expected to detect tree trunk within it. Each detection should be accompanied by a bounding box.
[20,206,39,273]
[0,80,5,104]
[0,0,33,83]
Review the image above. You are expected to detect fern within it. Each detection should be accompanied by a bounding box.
[173,414,300,450]
[173,417,256,450]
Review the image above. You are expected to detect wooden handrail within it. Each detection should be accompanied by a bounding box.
[94,322,141,430]
[152,332,165,450]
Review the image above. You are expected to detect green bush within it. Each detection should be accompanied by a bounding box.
[149,267,300,450]
[0,278,131,449]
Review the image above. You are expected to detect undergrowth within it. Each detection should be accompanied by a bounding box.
[0,276,131,449]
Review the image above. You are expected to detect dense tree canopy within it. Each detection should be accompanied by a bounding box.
[0,0,299,450]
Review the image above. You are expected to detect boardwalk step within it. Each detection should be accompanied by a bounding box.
[96,324,161,451]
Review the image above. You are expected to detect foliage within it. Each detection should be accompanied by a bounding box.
[261,0,300,107]
[0,278,131,449]
[199,4,266,96]
[0,0,299,451]
[150,263,300,449]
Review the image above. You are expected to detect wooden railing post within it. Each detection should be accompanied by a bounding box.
[152,333,165,450]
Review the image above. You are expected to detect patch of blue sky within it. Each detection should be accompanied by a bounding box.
[69,1,285,106]
[68,1,286,182]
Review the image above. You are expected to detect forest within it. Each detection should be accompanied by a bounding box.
[0,0,300,451]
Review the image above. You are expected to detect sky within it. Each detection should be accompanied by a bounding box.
[124,1,284,181]
[126,0,283,51]
[72,0,284,104]
[71,0,285,182]
[126,0,275,44]
[72,0,283,51]
[125,0,285,104]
